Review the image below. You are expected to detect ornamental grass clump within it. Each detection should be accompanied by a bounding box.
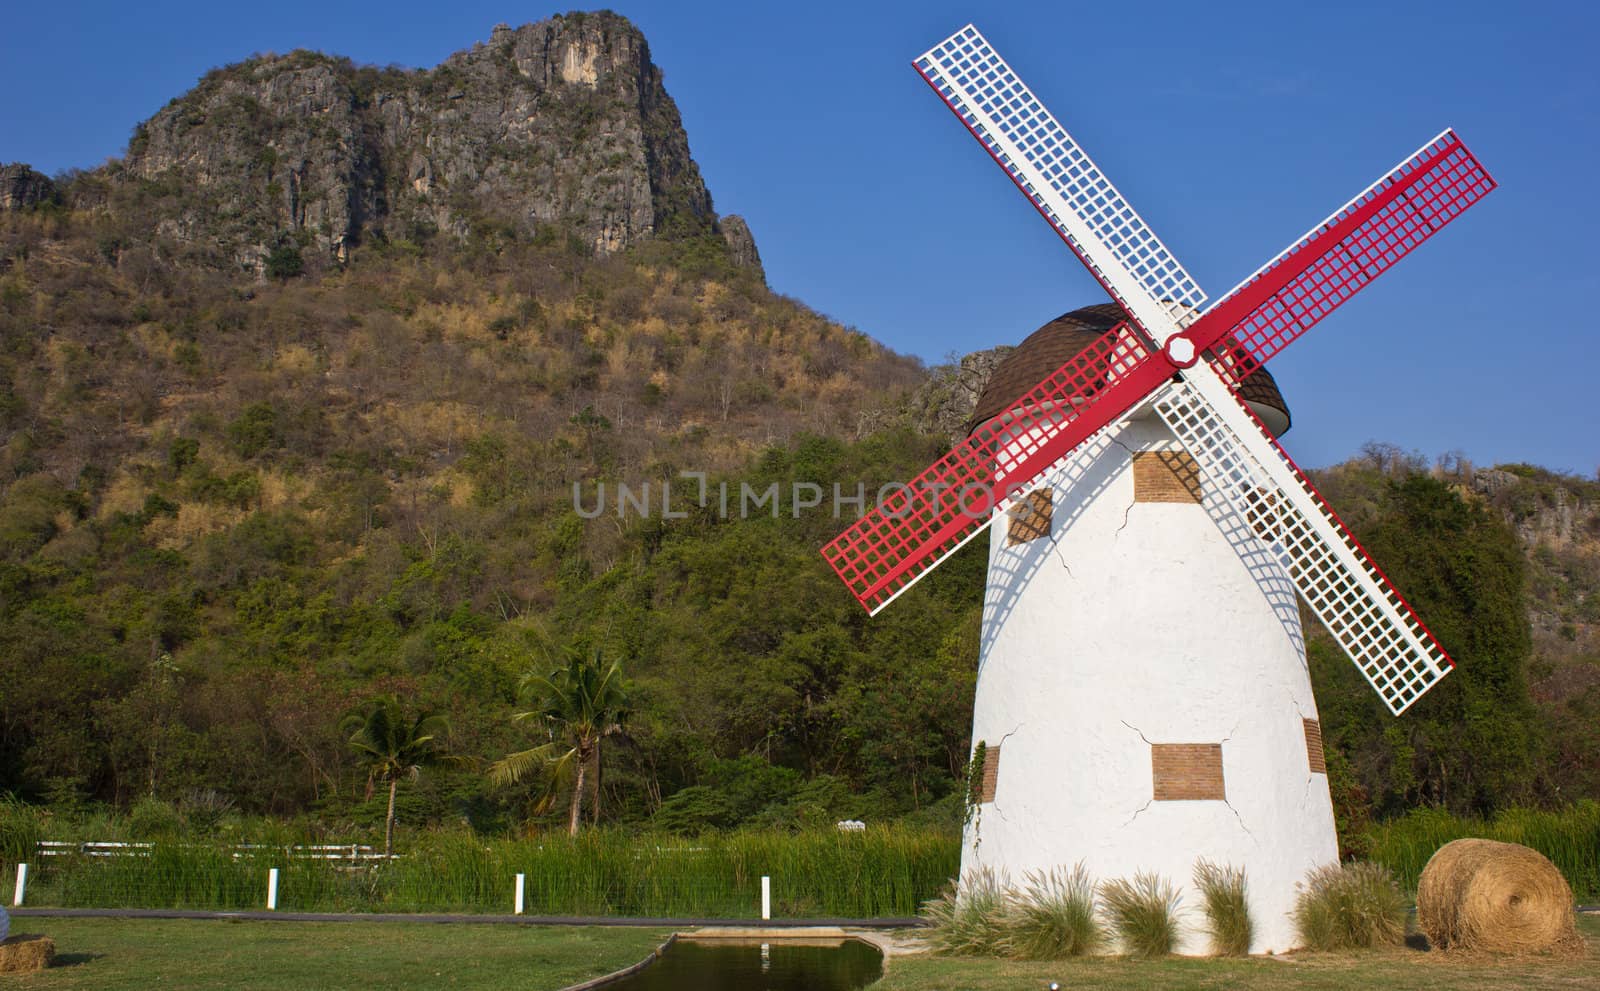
[1292,861,1407,950]
[921,867,1010,956]
[1003,864,1106,959]
[1100,871,1182,958]
[1193,860,1253,956]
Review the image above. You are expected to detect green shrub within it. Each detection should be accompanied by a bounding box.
[265,242,304,280]
[921,868,1009,956]
[1100,871,1181,958]
[226,403,281,458]
[1292,861,1407,950]
[1003,864,1104,959]
[127,797,184,839]
[1193,860,1252,956]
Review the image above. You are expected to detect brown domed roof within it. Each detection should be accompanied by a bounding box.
[966,303,1292,437]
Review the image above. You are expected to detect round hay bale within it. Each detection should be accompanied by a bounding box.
[1416,838,1582,955]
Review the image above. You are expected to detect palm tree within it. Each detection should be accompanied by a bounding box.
[489,648,631,836]
[342,697,450,856]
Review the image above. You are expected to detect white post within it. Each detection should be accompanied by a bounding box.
[12,863,27,906]
[760,875,771,921]
[266,868,279,911]
[514,873,526,915]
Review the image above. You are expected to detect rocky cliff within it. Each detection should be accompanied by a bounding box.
[0,165,55,211]
[91,12,755,274]
[907,347,1013,443]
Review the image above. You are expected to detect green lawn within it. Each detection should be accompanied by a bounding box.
[0,919,670,991]
[2,915,1594,990]
[873,914,1600,990]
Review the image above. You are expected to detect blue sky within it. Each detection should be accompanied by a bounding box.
[3,1,1597,473]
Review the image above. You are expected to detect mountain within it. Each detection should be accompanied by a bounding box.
[28,12,759,279]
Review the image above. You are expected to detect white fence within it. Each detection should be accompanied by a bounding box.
[35,841,387,864]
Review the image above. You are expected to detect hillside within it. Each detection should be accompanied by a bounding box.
[1,13,1596,836]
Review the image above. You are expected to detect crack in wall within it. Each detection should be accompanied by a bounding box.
[1217,723,1257,842]
[1124,796,1154,825]
[1048,532,1075,579]
[1120,719,1156,824]
[1220,794,1258,844]
[1109,435,1139,540]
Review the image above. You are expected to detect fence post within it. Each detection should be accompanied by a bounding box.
[761,875,771,921]
[514,873,525,915]
[12,863,26,906]
[266,868,279,911]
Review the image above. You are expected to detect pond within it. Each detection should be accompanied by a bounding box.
[600,936,883,991]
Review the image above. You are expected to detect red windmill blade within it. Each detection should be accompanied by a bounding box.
[821,24,1495,715]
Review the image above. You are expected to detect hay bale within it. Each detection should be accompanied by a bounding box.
[0,934,56,973]
[1416,838,1582,955]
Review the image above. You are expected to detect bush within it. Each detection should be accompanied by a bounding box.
[1293,861,1407,950]
[1100,871,1182,958]
[264,243,304,280]
[127,796,185,839]
[226,403,281,458]
[921,868,1009,956]
[1003,864,1104,959]
[1193,860,1252,956]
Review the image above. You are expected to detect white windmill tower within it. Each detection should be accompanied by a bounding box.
[821,24,1495,954]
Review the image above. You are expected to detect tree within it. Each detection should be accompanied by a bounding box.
[342,698,450,855]
[1312,472,1540,816]
[489,648,632,835]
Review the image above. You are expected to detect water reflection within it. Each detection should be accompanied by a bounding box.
[602,937,882,991]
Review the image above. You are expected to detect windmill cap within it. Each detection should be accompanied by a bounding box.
[965,303,1292,437]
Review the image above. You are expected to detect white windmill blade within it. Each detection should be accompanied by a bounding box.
[1150,365,1452,715]
[914,25,1203,341]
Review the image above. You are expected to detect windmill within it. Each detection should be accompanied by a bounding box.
[821,24,1495,953]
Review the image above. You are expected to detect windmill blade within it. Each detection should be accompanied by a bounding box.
[822,321,1175,614]
[914,25,1203,341]
[1182,130,1495,385]
[1152,365,1452,715]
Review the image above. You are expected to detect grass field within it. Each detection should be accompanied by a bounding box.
[0,915,1592,990]
[0,918,670,990]
[872,914,1600,991]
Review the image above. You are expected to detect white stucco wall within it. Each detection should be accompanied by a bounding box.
[963,411,1339,954]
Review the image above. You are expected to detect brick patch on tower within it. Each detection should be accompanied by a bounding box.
[978,743,1001,803]
[1133,450,1203,503]
[1007,488,1054,545]
[1244,489,1284,541]
[1151,743,1225,800]
[1303,718,1326,774]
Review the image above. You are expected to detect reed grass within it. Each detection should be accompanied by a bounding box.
[1292,861,1407,951]
[11,822,956,918]
[1003,864,1105,959]
[1100,871,1182,958]
[1192,860,1252,956]
[1367,801,1599,899]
